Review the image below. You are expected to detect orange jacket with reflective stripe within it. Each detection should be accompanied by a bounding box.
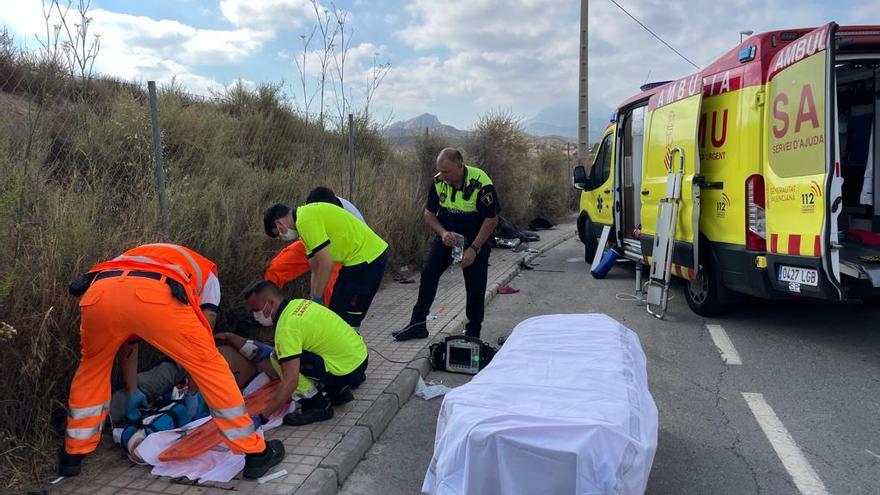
[89,243,218,330]
[264,240,339,303]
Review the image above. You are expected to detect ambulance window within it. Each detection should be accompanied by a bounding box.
[590,134,613,186]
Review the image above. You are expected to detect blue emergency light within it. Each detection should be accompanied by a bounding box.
[739,45,756,63]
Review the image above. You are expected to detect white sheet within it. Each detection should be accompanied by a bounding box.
[134,373,296,483]
[422,314,658,495]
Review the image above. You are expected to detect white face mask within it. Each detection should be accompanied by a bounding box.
[253,302,273,327]
[279,228,298,242]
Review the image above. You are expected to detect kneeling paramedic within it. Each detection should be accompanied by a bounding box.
[244,280,368,426]
[263,201,388,331]
[395,148,500,341]
[59,243,284,479]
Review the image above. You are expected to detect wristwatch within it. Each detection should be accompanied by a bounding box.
[468,244,481,254]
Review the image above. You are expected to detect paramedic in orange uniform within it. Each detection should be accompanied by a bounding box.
[264,240,338,304]
[58,243,284,479]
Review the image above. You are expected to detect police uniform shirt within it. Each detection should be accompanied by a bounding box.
[426,165,501,242]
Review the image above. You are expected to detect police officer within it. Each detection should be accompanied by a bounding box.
[394,148,500,341]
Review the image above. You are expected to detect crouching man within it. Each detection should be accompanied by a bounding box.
[243,281,369,427]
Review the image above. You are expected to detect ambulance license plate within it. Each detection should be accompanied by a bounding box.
[778,266,818,286]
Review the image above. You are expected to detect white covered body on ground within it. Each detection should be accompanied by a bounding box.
[423,313,658,495]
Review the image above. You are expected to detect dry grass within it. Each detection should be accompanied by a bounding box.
[0,59,429,489]
[0,53,573,491]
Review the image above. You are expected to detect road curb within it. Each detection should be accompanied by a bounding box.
[316,426,372,489]
[385,368,420,405]
[294,467,338,495]
[305,228,576,494]
[356,393,399,441]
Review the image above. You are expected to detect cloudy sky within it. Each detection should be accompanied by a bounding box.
[1,0,878,129]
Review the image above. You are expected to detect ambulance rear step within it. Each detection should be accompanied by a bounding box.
[839,241,880,288]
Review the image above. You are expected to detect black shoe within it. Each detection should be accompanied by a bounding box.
[58,450,85,477]
[330,386,354,406]
[392,322,427,339]
[393,324,428,341]
[497,334,509,346]
[283,401,334,426]
[243,439,285,479]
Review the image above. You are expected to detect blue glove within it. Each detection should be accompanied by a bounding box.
[251,413,267,429]
[125,389,148,421]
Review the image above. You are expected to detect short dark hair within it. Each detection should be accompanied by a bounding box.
[306,186,342,207]
[439,147,464,165]
[263,203,291,238]
[241,280,282,300]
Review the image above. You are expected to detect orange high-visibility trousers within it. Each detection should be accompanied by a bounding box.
[64,273,265,455]
[264,240,340,303]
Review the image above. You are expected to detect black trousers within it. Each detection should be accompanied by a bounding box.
[300,352,368,396]
[410,237,490,337]
[329,249,388,328]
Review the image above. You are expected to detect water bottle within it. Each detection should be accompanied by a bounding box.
[451,233,466,263]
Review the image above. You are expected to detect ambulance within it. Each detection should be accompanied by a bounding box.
[573,23,880,316]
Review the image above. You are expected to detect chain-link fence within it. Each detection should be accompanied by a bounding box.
[0,8,577,486]
[0,27,432,487]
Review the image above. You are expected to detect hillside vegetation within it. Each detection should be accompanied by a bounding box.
[0,31,572,488]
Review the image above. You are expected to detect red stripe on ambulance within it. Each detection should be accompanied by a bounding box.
[788,234,801,255]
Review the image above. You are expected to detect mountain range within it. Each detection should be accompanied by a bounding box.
[382,102,612,146]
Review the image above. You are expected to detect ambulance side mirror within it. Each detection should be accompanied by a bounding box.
[572,165,590,190]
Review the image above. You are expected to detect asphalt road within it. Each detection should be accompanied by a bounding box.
[340,236,880,495]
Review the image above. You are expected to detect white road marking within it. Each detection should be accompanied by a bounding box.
[866,449,880,461]
[742,392,828,495]
[706,324,742,365]
[565,257,581,263]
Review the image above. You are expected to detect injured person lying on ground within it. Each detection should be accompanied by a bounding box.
[109,336,321,463]
[104,282,369,473]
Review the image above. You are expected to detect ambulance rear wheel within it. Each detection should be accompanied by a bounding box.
[581,218,599,263]
[685,254,729,317]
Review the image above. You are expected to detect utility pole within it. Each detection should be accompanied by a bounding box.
[578,0,589,168]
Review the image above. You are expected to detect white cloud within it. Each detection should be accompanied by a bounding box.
[220,0,318,32]
[383,0,578,120]
[93,10,271,66]
[228,78,257,91]
[850,1,880,18]
[380,0,868,127]
[0,1,279,94]
[585,0,830,111]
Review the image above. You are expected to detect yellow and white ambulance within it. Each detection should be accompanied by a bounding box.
[573,23,880,315]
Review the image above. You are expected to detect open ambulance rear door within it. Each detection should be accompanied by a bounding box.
[640,74,704,281]
[764,22,843,299]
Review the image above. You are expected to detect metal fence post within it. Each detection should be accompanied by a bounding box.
[348,113,355,200]
[147,81,170,238]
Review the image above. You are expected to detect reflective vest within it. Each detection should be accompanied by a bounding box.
[433,165,493,214]
[89,243,218,329]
